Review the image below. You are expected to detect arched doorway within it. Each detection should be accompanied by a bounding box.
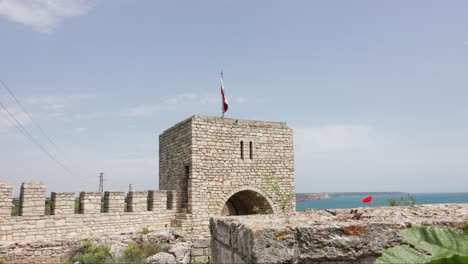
[220,190,273,216]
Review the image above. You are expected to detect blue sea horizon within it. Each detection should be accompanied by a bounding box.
[296,192,468,211]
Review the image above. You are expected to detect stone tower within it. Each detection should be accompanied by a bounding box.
[159,115,295,239]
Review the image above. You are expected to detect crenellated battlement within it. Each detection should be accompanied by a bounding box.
[51,192,75,215]
[0,181,13,217]
[103,191,125,213]
[0,182,176,217]
[0,181,179,243]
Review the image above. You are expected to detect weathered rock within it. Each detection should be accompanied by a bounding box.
[146,252,176,264]
[181,252,191,264]
[147,230,176,244]
[193,239,210,248]
[168,242,190,262]
[211,204,468,264]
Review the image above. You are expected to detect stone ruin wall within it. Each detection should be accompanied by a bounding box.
[0,181,180,263]
[159,117,192,212]
[190,116,296,239]
[158,116,296,241]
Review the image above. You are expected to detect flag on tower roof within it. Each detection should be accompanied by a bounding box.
[221,71,228,116]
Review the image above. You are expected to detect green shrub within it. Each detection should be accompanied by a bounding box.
[45,198,51,215]
[174,220,183,228]
[70,238,170,264]
[121,241,145,264]
[75,198,80,214]
[388,194,416,207]
[139,227,150,235]
[11,198,19,216]
[110,241,170,264]
[72,240,113,264]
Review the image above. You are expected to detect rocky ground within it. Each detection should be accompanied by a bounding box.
[86,229,193,263]
[211,204,468,264]
[294,203,468,227]
[223,203,468,230]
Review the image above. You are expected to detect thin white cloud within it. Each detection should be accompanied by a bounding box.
[236,97,248,104]
[23,94,94,104]
[164,93,219,106]
[294,125,374,153]
[165,93,198,104]
[0,0,95,33]
[41,103,65,111]
[0,92,94,131]
[0,106,32,128]
[120,93,220,118]
[23,93,93,120]
[121,105,155,118]
[75,127,88,132]
[293,124,468,192]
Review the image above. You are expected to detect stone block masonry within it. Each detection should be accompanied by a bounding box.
[103,191,125,213]
[0,182,12,217]
[51,192,75,215]
[127,191,149,212]
[159,115,295,240]
[210,204,468,264]
[148,190,167,213]
[19,182,45,216]
[0,181,180,263]
[79,192,101,214]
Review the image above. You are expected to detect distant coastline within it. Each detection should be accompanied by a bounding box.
[296,192,406,202]
[296,192,468,211]
[296,193,329,201]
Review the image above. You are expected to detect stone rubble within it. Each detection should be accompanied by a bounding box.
[146,252,176,264]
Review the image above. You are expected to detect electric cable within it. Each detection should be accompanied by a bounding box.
[0,100,73,175]
[0,80,70,161]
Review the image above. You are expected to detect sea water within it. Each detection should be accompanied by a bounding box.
[296,192,468,211]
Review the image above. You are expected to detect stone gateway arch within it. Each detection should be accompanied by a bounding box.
[159,115,296,239]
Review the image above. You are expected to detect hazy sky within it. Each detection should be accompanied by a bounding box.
[0,0,467,195]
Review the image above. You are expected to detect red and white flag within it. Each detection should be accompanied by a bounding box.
[221,72,228,114]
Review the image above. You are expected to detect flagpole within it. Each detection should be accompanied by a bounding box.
[221,71,224,118]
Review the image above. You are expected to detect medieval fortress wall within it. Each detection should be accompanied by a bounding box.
[0,181,176,243]
[0,115,296,262]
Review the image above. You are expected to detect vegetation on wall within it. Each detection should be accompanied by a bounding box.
[261,176,295,215]
[375,225,468,264]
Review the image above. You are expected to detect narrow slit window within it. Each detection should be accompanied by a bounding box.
[182,165,189,209]
[249,141,253,159]
[240,141,244,160]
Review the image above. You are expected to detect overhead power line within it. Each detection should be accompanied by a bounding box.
[0,99,73,176]
[0,106,27,138]
[0,80,69,160]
